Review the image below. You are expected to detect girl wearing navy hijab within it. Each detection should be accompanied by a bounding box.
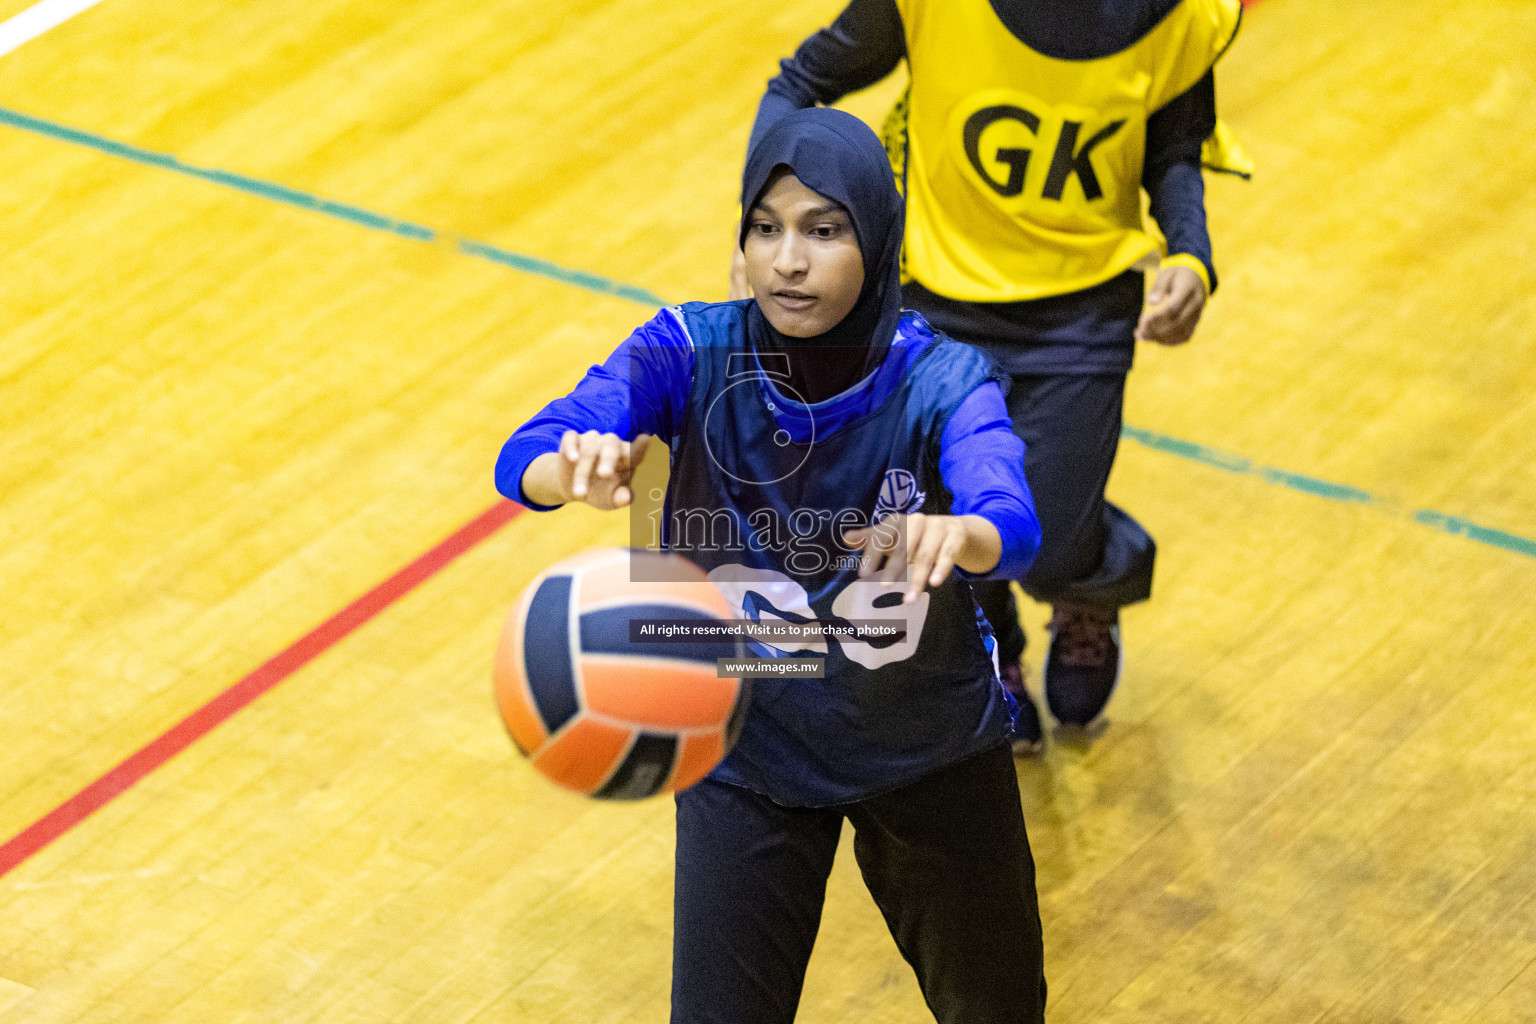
[497,108,1048,1023]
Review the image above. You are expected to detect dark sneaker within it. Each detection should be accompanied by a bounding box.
[1000,660,1044,757]
[1043,603,1122,728]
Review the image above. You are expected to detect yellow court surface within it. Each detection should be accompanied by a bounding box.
[1,0,1534,1020]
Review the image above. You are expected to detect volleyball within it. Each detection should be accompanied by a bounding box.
[494,548,750,799]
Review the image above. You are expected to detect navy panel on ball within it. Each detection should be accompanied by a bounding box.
[596,733,680,800]
[522,574,580,735]
[579,603,740,664]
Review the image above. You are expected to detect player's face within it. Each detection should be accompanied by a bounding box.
[743,174,865,338]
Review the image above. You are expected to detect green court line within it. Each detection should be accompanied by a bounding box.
[1120,426,1375,505]
[1411,511,1536,560]
[2,104,1531,561]
[0,105,667,306]
[1121,426,1536,560]
[456,239,665,307]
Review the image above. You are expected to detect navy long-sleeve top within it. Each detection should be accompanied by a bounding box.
[496,308,1041,581]
[749,0,1222,374]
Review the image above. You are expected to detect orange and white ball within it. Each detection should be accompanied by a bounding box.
[494,548,749,799]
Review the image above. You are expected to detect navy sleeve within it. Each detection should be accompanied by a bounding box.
[938,382,1041,580]
[749,0,905,154]
[494,309,695,511]
[1144,69,1218,291]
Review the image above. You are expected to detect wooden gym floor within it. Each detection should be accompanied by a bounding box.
[1,0,1534,1020]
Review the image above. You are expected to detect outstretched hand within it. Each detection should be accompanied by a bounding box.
[1136,264,1207,346]
[842,513,1000,605]
[524,431,653,510]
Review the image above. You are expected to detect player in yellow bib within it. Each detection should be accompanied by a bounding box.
[739,0,1247,748]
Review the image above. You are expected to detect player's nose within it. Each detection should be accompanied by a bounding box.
[773,233,809,277]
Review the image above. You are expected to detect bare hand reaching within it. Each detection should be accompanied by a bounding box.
[842,513,1001,605]
[523,431,653,510]
[1135,264,1207,346]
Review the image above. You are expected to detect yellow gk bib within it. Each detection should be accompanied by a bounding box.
[888,0,1244,301]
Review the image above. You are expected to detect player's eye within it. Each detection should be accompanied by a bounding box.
[750,220,779,236]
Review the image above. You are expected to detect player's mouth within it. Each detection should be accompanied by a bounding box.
[772,289,817,311]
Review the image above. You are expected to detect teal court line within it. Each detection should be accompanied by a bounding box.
[3,104,1532,562]
[0,106,667,307]
[1120,427,1536,560]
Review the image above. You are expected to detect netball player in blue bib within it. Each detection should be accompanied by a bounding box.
[497,108,1047,1023]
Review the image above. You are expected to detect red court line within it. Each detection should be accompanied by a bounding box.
[0,499,526,880]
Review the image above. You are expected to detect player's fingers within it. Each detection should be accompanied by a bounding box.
[905,518,946,602]
[1158,290,1189,322]
[878,514,919,585]
[1162,271,1204,320]
[1180,283,1207,319]
[1154,294,1190,329]
[846,525,887,578]
[1136,291,1177,338]
[859,521,887,578]
[1168,276,1201,311]
[611,484,633,508]
[1149,265,1184,304]
[1137,307,1171,342]
[1143,292,1194,343]
[1170,298,1203,341]
[857,528,897,579]
[571,431,602,497]
[865,515,904,557]
[615,434,652,482]
[1134,310,1155,342]
[927,527,965,589]
[596,434,626,478]
[629,433,653,467]
[1139,266,1202,341]
[877,541,909,586]
[559,430,581,462]
[1152,289,1203,345]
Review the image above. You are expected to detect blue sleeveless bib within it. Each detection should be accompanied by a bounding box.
[662,301,1012,806]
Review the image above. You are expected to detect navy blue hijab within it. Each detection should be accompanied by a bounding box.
[740,107,905,404]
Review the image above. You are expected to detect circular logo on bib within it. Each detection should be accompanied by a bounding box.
[875,469,926,519]
[703,378,816,486]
